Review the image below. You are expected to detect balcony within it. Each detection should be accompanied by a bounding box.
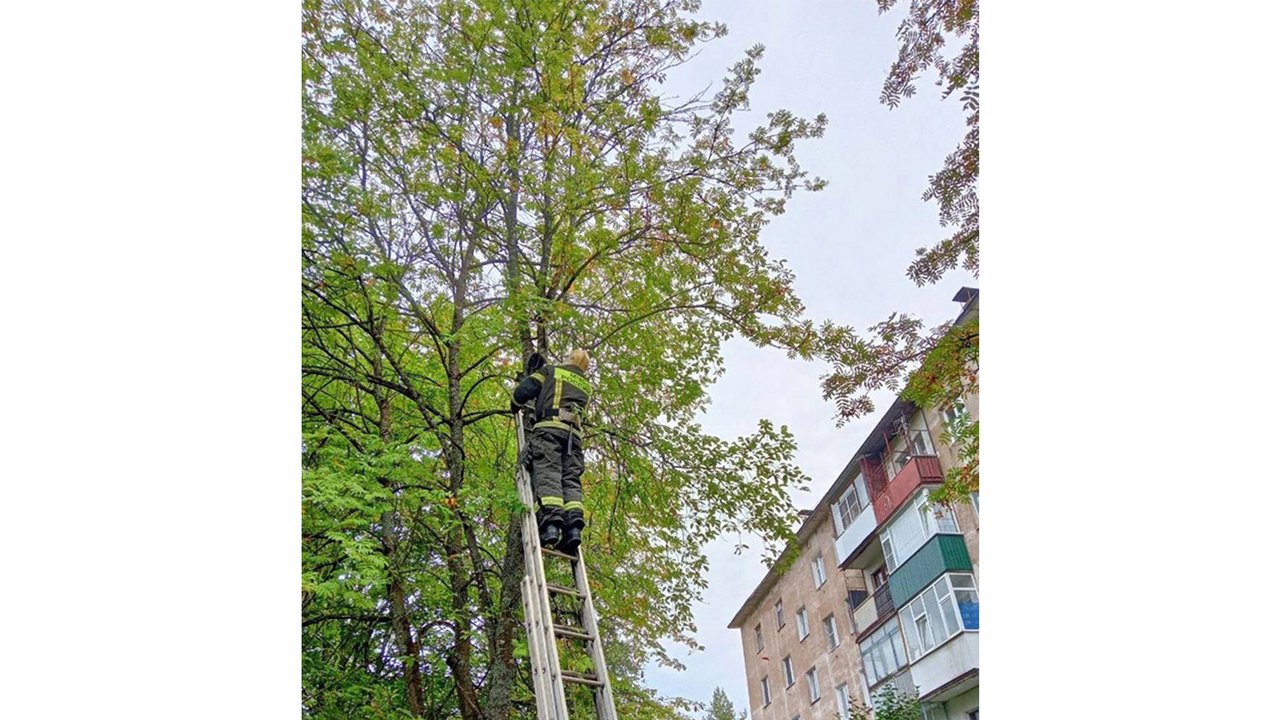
[851,593,878,635]
[913,632,979,702]
[874,582,894,618]
[888,535,972,611]
[871,454,943,525]
[834,498,878,566]
[853,583,896,637]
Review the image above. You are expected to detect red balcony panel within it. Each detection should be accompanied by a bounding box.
[860,457,889,498]
[871,455,944,524]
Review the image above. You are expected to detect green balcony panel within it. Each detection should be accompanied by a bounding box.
[889,535,972,610]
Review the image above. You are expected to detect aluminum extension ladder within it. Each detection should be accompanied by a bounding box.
[515,411,618,720]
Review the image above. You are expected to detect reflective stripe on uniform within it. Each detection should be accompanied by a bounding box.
[534,419,581,435]
[554,367,591,393]
[564,501,584,512]
[540,496,564,507]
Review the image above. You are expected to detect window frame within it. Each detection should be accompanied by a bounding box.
[833,482,862,534]
[836,683,852,718]
[858,616,907,687]
[775,599,785,629]
[883,489,960,572]
[941,398,970,443]
[754,622,764,653]
[761,676,772,706]
[901,572,978,662]
[796,606,810,640]
[783,655,795,687]
[805,667,820,704]
[881,533,897,572]
[951,573,979,630]
[811,553,827,588]
[823,613,840,651]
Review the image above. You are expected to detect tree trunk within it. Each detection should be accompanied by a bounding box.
[373,346,427,718]
[483,513,526,720]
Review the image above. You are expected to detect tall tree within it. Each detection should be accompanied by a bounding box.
[302,0,826,717]
[704,686,746,720]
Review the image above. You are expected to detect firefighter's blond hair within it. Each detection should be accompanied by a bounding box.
[568,348,590,372]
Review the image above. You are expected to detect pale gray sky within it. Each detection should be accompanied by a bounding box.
[642,1,975,713]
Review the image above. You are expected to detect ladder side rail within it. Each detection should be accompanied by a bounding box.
[520,575,553,720]
[517,413,571,720]
[522,509,567,720]
[575,552,618,719]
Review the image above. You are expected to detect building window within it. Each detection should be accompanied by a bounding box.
[832,478,866,534]
[754,623,763,653]
[858,616,907,687]
[836,683,852,718]
[951,573,980,629]
[871,566,888,590]
[761,676,771,705]
[805,667,820,703]
[908,427,934,456]
[783,655,795,686]
[796,607,810,640]
[775,600,785,629]
[971,490,979,517]
[942,398,969,439]
[811,554,827,588]
[823,614,840,651]
[901,573,979,661]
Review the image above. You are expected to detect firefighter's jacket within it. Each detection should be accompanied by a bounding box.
[513,363,591,435]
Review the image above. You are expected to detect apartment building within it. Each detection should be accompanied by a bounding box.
[729,289,979,720]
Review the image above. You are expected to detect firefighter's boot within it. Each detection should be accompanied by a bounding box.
[559,510,584,555]
[536,507,563,549]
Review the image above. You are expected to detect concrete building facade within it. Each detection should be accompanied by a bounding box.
[729,289,980,720]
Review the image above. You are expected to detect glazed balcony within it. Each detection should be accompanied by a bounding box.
[888,534,973,611]
[834,494,879,566]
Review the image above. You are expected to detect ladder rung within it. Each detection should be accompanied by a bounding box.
[560,670,604,687]
[546,583,584,599]
[541,547,578,561]
[553,623,594,641]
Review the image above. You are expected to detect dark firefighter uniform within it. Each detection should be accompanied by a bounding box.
[512,361,591,550]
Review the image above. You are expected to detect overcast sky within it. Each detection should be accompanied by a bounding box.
[641,1,976,713]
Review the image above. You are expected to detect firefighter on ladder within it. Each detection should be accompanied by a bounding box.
[512,348,592,554]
